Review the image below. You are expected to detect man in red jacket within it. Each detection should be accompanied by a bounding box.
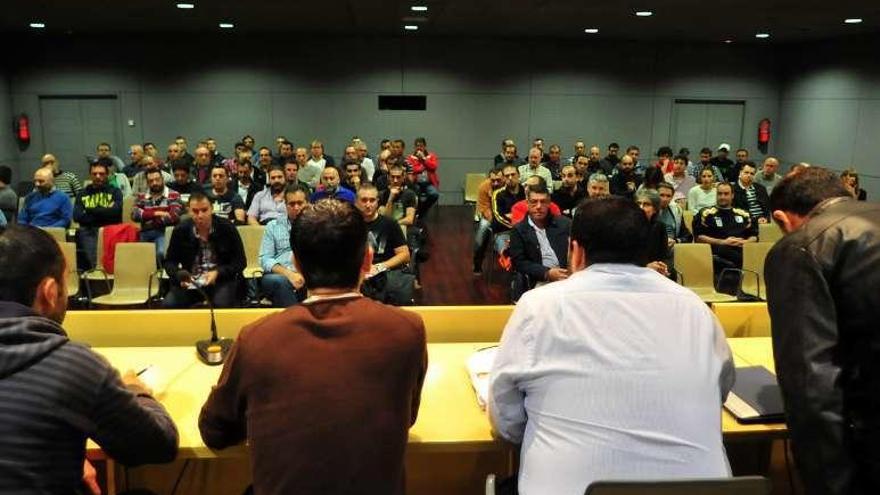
[405,137,440,219]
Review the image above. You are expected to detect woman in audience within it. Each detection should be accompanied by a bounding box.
[687,167,718,212]
[840,168,867,201]
[635,189,673,279]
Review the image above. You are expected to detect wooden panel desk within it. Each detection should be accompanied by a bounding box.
[89,338,783,457]
[88,338,784,494]
[65,306,514,346]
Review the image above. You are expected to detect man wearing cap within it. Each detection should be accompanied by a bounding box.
[711,144,737,183]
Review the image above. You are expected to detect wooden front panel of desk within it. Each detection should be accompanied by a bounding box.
[65,305,514,347]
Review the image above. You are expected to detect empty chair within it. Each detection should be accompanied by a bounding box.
[59,241,81,300]
[237,225,265,279]
[740,242,774,299]
[464,173,485,204]
[584,476,771,495]
[758,222,783,243]
[40,227,67,244]
[90,242,160,307]
[673,243,737,303]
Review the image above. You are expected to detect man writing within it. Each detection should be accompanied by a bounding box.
[490,197,733,494]
[0,225,178,493]
[200,199,427,494]
[258,184,309,307]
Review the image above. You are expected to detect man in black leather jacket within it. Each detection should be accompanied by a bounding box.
[765,167,880,495]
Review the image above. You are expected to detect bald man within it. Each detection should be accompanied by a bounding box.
[40,154,82,198]
[755,157,783,193]
[18,168,72,227]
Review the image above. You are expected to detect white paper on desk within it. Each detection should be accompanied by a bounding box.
[467,347,498,410]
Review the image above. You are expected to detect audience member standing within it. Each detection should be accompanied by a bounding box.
[766,167,880,495]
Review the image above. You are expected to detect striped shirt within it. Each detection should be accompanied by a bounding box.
[53,170,83,197]
[743,185,764,220]
[0,301,178,493]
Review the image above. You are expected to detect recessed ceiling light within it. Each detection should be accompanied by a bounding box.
[844,18,863,24]
[634,11,653,17]
[724,39,733,44]
[755,32,770,39]
[404,25,419,31]
[584,28,599,34]
[219,23,234,29]
[411,6,428,12]
[176,3,195,9]
[29,22,45,29]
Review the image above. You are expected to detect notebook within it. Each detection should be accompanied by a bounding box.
[723,366,786,424]
[466,346,498,410]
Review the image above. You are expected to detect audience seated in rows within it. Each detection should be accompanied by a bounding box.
[517,147,554,193]
[692,182,758,276]
[733,161,771,223]
[206,165,246,224]
[357,183,414,305]
[132,168,184,262]
[490,165,524,254]
[310,167,355,204]
[247,166,286,226]
[18,168,71,228]
[405,137,440,218]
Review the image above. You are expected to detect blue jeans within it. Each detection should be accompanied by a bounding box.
[260,273,299,308]
[415,182,439,218]
[76,227,99,269]
[473,218,493,272]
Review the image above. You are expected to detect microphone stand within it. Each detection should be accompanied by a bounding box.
[179,270,233,365]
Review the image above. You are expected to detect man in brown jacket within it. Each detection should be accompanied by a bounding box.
[474,167,504,274]
[199,198,428,495]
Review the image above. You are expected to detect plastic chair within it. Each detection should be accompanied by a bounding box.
[739,242,774,300]
[682,210,695,232]
[584,476,771,495]
[90,242,160,307]
[82,227,114,284]
[758,222,783,243]
[464,173,485,204]
[40,227,67,244]
[237,225,265,279]
[122,195,137,225]
[673,243,737,303]
[59,242,82,301]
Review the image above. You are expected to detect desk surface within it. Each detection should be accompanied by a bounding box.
[87,338,784,459]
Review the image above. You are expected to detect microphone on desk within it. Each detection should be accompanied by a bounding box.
[177,270,233,366]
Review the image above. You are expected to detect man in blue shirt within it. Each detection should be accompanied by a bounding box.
[18,168,72,228]
[259,184,309,307]
[309,167,355,204]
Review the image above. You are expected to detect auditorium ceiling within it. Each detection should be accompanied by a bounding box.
[1,0,879,42]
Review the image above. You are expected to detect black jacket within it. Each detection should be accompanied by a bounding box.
[508,214,571,282]
[163,216,246,285]
[733,181,770,221]
[765,197,880,495]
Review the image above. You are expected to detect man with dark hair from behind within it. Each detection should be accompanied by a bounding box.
[765,167,880,495]
[0,225,178,493]
[200,199,427,494]
[490,197,733,494]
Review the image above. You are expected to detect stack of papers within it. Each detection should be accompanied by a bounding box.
[466,346,497,410]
